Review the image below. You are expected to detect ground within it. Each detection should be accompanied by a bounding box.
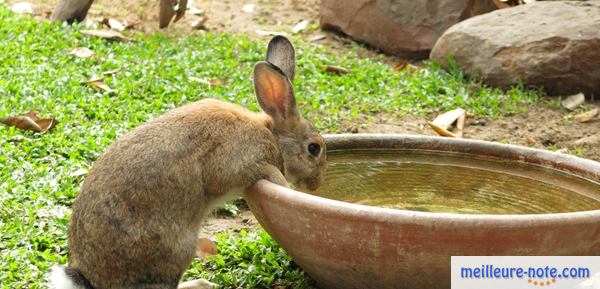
[2,1,600,288]
[7,0,600,235]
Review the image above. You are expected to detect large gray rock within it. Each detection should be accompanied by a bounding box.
[320,0,497,59]
[431,1,600,97]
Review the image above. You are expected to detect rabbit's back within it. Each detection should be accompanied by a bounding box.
[67,99,282,288]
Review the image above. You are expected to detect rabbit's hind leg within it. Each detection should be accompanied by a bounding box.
[178,279,215,289]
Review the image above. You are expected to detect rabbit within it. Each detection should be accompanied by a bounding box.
[49,35,327,289]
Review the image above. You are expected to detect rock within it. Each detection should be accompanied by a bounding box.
[561,93,585,111]
[431,1,600,97]
[320,0,497,59]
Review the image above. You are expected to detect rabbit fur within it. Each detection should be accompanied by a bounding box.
[49,35,326,289]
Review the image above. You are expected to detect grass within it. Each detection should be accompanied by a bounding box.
[0,4,542,288]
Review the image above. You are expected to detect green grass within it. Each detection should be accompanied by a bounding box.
[0,4,542,288]
[184,230,313,288]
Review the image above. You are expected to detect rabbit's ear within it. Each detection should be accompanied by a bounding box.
[254,61,299,124]
[266,36,295,81]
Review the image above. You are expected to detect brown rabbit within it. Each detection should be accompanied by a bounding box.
[49,35,326,289]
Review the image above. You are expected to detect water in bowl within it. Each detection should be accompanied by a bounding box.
[312,150,600,214]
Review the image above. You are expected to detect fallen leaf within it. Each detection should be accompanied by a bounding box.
[573,108,599,123]
[125,22,138,29]
[102,69,121,76]
[189,77,226,87]
[12,2,33,14]
[564,135,600,150]
[427,108,467,138]
[0,111,58,133]
[242,3,254,13]
[191,17,207,30]
[455,112,466,138]
[107,18,126,31]
[69,168,88,178]
[209,79,225,86]
[427,121,459,138]
[80,76,105,84]
[308,34,327,42]
[492,0,511,8]
[188,6,204,15]
[561,92,585,110]
[196,238,217,259]
[324,65,350,74]
[255,30,287,37]
[81,29,130,41]
[431,108,466,130]
[291,20,309,34]
[393,59,409,71]
[88,81,115,94]
[69,47,95,58]
[573,135,600,146]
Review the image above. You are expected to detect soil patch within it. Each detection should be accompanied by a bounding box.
[7,0,600,233]
[345,102,600,162]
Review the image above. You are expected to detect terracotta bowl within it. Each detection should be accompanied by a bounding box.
[245,134,600,289]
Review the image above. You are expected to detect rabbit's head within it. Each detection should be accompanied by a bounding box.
[253,36,326,191]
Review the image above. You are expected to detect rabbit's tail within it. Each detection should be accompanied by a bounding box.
[49,266,93,289]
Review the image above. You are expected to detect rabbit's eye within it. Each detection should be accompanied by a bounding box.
[308,143,321,157]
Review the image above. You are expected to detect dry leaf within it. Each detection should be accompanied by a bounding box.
[427,121,459,138]
[89,81,115,94]
[427,108,467,138]
[324,65,350,75]
[455,112,466,138]
[102,69,121,76]
[107,19,126,31]
[0,111,58,133]
[189,6,204,15]
[431,108,466,130]
[12,2,33,14]
[573,108,599,123]
[69,47,95,58]
[242,4,254,13]
[189,77,225,87]
[573,135,600,147]
[255,30,287,37]
[80,76,105,84]
[81,29,130,41]
[492,0,511,8]
[393,59,409,72]
[191,17,208,30]
[561,92,585,110]
[196,238,217,259]
[69,168,88,178]
[308,34,327,42]
[291,20,309,34]
[209,79,225,86]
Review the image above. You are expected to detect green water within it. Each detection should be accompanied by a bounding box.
[312,150,600,214]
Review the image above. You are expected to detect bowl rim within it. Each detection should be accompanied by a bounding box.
[248,134,600,227]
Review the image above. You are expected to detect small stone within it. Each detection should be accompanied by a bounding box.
[12,2,33,14]
[242,4,254,13]
[561,93,585,111]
